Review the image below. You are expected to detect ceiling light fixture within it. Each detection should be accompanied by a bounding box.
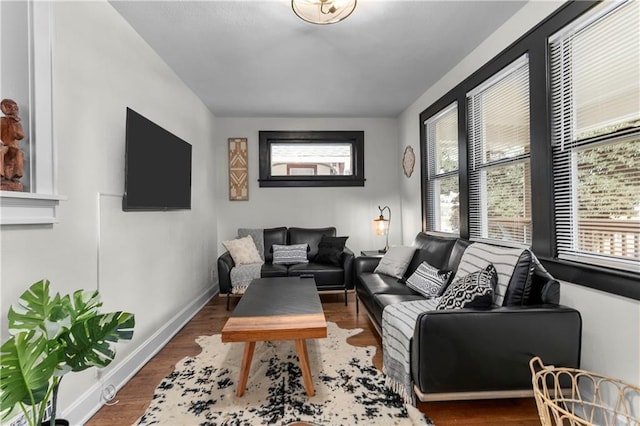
[292,0,357,25]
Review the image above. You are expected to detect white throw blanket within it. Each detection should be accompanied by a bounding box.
[229,263,262,294]
[230,228,264,293]
[382,298,440,405]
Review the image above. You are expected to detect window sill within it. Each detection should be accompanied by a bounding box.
[539,256,640,302]
[0,191,66,225]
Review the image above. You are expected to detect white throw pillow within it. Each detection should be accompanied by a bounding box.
[223,235,263,266]
[272,244,309,265]
[406,261,452,298]
[374,246,415,279]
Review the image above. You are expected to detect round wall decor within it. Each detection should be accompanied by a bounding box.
[402,145,415,177]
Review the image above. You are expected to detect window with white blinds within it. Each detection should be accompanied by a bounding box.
[550,0,640,270]
[467,55,531,245]
[425,103,459,234]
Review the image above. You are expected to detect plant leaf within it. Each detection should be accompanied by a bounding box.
[58,312,135,372]
[62,289,102,323]
[0,330,58,418]
[8,280,67,339]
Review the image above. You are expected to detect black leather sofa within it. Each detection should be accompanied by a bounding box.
[355,232,582,402]
[218,227,355,309]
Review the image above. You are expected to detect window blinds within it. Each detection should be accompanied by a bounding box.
[467,55,531,245]
[551,0,640,269]
[425,103,459,233]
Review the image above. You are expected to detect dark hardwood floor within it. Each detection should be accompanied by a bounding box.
[87,293,541,425]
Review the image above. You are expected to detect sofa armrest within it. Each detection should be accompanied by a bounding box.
[355,256,381,275]
[341,247,355,289]
[411,305,582,395]
[217,251,235,294]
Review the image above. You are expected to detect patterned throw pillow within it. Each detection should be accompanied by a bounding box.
[272,244,309,265]
[222,235,263,266]
[436,264,497,310]
[406,261,452,298]
[374,246,416,279]
[451,243,528,306]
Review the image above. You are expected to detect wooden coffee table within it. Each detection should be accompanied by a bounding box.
[221,276,327,397]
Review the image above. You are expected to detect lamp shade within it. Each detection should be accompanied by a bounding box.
[373,216,389,236]
[373,205,391,253]
[292,0,357,25]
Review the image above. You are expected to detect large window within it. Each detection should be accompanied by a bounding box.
[550,1,640,271]
[467,56,531,245]
[425,103,459,234]
[418,1,639,299]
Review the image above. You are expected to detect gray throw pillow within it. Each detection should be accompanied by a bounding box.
[436,264,497,310]
[406,261,452,298]
[374,246,416,279]
[272,244,309,265]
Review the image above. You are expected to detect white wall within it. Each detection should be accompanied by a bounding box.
[215,117,400,257]
[0,1,219,423]
[398,0,640,388]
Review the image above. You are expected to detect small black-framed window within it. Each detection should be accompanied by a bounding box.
[258,131,365,187]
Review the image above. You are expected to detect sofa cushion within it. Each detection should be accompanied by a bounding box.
[264,227,287,263]
[402,233,458,281]
[288,262,344,286]
[406,262,452,298]
[371,293,426,327]
[272,244,309,265]
[315,235,348,266]
[357,272,418,297]
[529,259,560,305]
[436,264,497,310]
[222,235,263,266]
[261,263,288,277]
[451,242,529,306]
[374,246,416,279]
[288,227,336,259]
[445,239,473,273]
[502,249,535,306]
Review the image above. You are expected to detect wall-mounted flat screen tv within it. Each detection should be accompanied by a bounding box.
[123,108,192,211]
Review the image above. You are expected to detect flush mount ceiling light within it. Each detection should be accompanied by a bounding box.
[292,0,357,25]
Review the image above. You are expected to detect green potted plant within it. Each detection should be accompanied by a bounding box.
[0,279,135,426]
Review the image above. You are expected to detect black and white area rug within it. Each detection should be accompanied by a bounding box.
[135,321,433,425]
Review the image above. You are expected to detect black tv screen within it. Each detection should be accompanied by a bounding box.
[123,108,192,211]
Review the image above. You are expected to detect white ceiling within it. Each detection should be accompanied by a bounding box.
[110,0,528,118]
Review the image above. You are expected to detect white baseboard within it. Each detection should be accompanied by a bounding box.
[63,287,218,425]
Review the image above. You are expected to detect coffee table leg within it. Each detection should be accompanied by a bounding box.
[295,339,315,396]
[237,341,256,397]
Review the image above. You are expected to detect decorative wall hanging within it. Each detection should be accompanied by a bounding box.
[402,145,415,178]
[229,138,249,201]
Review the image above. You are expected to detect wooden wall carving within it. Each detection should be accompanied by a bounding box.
[229,138,248,201]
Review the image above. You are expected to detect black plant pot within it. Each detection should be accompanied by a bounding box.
[41,420,69,426]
